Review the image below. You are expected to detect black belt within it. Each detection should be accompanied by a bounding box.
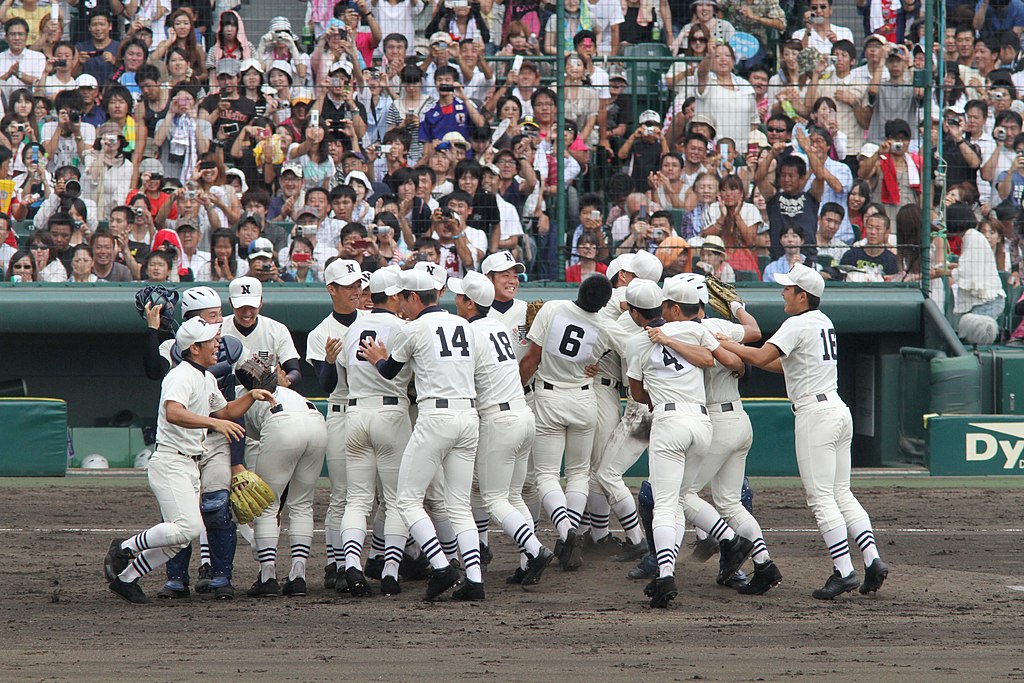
[432,399,475,408]
[159,446,201,462]
[542,382,590,391]
[348,397,399,406]
[599,378,620,388]
[720,402,735,413]
[498,402,511,411]
[270,401,318,415]
[524,385,533,395]
[792,394,830,413]
[331,404,344,413]
[663,403,708,415]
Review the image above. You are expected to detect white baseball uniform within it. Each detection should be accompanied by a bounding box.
[527,299,609,540]
[222,315,300,366]
[339,309,414,580]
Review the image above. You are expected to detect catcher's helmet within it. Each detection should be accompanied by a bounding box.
[181,286,223,316]
[135,285,179,333]
[669,273,710,305]
[236,351,279,393]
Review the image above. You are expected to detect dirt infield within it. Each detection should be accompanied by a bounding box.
[1,478,1021,682]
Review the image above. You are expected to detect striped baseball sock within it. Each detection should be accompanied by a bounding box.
[433,517,460,562]
[542,490,572,540]
[610,497,644,545]
[847,518,880,566]
[341,527,365,570]
[408,518,448,570]
[822,525,855,576]
[502,512,543,557]
[121,523,177,553]
[653,525,677,578]
[690,501,737,542]
[671,523,686,564]
[405,535,422,558]
[325,528,342,569]
[473,507,490,546]
[370,531,386,561]
[255,539,277,581]
[383,534,405,579]
[565,491,587,529]
[457,530,482,583]
[586,490,611,541]
[118,546,177,583]
[289,534,312,581]
[733,516,770,563]
[199,528,210,567]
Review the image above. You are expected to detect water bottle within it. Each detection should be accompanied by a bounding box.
[302,23,314,55]
[652,19,662,43]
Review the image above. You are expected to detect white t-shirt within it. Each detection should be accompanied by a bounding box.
[0,243,16,273]
[700,317,745,404]
[625,320,718,406]
[156,360,227,456]
[180,250,212,281]
[341,309,412,401]
[306,311,361,405]
[223,314,299,365]
[390,308,477,401]
[469,316,524,410]
[527,299,608,388]
[791,24,854,54]
[590,0,624,55]
[0,48,46,91]
[495,193,524,241]
[39,74,79,98]
[767,309,839,403]
[39,121,96,173]
[703,202,764,237]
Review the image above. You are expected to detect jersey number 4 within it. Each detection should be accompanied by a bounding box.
[436,325,471,357]
[819,328,838,362]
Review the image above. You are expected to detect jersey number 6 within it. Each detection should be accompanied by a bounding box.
[558,324,585,357]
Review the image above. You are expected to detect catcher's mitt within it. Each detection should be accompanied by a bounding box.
[230,469,276,524]
[525,300,545,330]
[706,274,743,320]
[135,285,179,333]
[236,352,279,393]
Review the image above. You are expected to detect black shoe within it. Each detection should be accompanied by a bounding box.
[628,553,658,580]
[109,577,150,604]
[859,558,888,594]
[643,577,658,597]
[424,565,462,601]
[612,539,648,562]
[453,579,485,601]
[346,567,373,597]
[335,571,351,594]
[323,563,338,590]
[213,583,235,600]
[480,543,493,567]
[717,536,754,585]
[282,577,307,597]
[380,576,401,596]
[736,560,783,595]
[399,553,431,581]
[505,567,527,585]
[103,538,132,582]
[584,531,622,550]
[247,576,281,598]
[156,584,191,600]
[365,556,384,581]
[690,537,719,563]
[812,569,860,600]
[522,547,555,586]
[559,529,584,571]
[195,564,213,593]
[649,576,678,608]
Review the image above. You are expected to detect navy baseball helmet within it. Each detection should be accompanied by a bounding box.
[135,285,180,333]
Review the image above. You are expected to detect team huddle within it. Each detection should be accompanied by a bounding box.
[103,249,888,607]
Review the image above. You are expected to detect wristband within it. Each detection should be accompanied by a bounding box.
[729,300,745,316]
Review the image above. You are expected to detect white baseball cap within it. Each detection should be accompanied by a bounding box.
[75,73,98,88]
[448,271,495,308]
[369,266,403,295]
[401,268,437,292]
[360,270,372,290]
[324,258,362,286]
[639,110,662,126]
[774,263,825,298]
[247,238,275,261]
[663,278,701,305]
[414,260,447,290]
[181,286,223,314]
[481,250,525,275]
[625,278,664,309]
[607,254,634,282]
[229,277,262,308]
[176,317,221,351]
[624,250,663,282]
[668,273,709,305]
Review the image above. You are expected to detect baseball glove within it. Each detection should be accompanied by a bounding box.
[235,352,279,393]
[706,274,743,320]
[525,300,545,330]
[230,469,276,524]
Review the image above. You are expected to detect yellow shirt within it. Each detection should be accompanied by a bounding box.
[10,5,51,44]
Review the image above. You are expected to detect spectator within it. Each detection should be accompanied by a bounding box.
[619,110,668,193]
[105,205,143,278]
[35,40,78,98]
[360,67,401,146]
[1,18,46,95]
[393,64,431,163]
[152,86,211,183]
[409,235,442,266]
[6,248,38,281]
[866,41,921,147]
[676,0,734,54]
[40,90,95,174]
[455,39,493,105]
[194,153,241,228]
[695,235,734,282]
[649,151,691,210]
[338,221,387,271]
[763,222,816,282]
[694,43,758,151]
[565,230,606,282]
[75,13,120,85]
[567,193,610,266]
[419,64,484,151]
[83,121,133,218]
[205,10,254,80]
[428,204,475,277]
[255,16,309,84]
[68,243,98,282]
[427,0,489,46]
[454,160,499,248]
[0,212,15,272]
[201,58,256,153]
[283,235,319,282]
[981,110,1024,207]
[979,215,1011,272]
[315,60,367,152]
[481,163,524,258]
[26,232,65,281]
[974,0,1024,40]
[797,125,854,242]
[681,171,719,240]
[142,248,174,282]
[756,152,824,260]
[151,8,206,83]
[815,202,849,264]
[840,211,899,278]
[847,178,871,240]
[89,230,133,281]
[858,118,922,225]
[210,227,245,280]
[246,236,293,282]
[792,0,853,55]
[126,158,177,226]
[955,220,1007,321]
[619,0,672,46]
[703,173,762,273]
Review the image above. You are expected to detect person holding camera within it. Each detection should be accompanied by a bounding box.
[857,118,922,225]
[83,121,134,218]
[619,110,669,193]
[791,0,852,55]
[419,65,486,156]
[941,105,983,191]
[315,60,368,153]
[40,90,95,173]
[865,41,921,146]
[427,204,476,277]
[153,86,211,183]
[35,40,78,97]
[980,110,1023,206]
[255,16,309,85]
[32,165,100,232]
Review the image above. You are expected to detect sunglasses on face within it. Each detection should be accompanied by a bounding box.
[691,37,708,44]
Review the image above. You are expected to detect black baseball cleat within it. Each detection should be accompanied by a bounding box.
[717,536,754,585]
[365,556,384,581]
[559,529,584,571]
[649,576,678,609]
[628,552,658,580]
[690,537,720,563]
[583,531,622,549]
[247,576,281,598]
[323,563,338,590]
[505,567,526,585]
[480,543,493,566]
[812,569,860,600]
[424,565,462,601]
[452,579,485,601]
[282,577,307,597]
[346,568,374,597]
[195,564,213,593]
[736,560,783,595]
[859,558,889,594]
[643,577,658,597]
[612,539,648,562]
[109,578,150,604]
[380,576,401,596]
[213,583,235,600]
[103,538,132,582]
[399,552,431,581]
[522,547,555,586]
[156,584,191,600]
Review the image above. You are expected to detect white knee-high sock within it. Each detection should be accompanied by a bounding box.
[122,524,178,553]
[341,527,365,570]
[289,534,312,580]
[432,517,459,561]
[405,535,422,558]
[256,537,277,581]
[565,490,587,528]
[503,512,543,557]
[325,528,343,568]
[653,525,676,579]
[472,506,490,546]
[118,546,176,582]
[690,501,736,542]
[236,523,257,561]
[542,490,572,540]
[733,517,770,563]
[847,518,880,566]
[822,525,855,576]
[587,490,610,540]
[408,518,448,570]
[610,497,644,545]
[383,534,405,579]
[456,529,482,583]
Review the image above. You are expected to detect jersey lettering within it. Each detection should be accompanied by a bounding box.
[819,327,838,364]
[355,330,377,362]
[434,323,471,360]
[488,331,517,365]
[650,343,693,377]
[559,325,585,357]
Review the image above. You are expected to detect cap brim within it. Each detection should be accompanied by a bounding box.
[486,262,526,275]
[230,295,262,308]
[329,273,363,286]
[446,278,465,296]
[772,273,797,287]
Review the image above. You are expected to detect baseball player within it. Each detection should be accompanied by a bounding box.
[715,264,888,599]
[222,277,303,387]
[239,353,328,598]
[359,268,485,601]
[338,266,415,597]
[104,318,274,604]
[622,279,751,607]
[305,259,364,589]
[652,276,782,593]
[450,271,555,586]
[141,286,245,599]
[519,274,613,571]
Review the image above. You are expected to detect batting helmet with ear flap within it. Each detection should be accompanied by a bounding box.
[574,273,613,313]
[181,286,223,315]
[235,352,279,393]
[134,285,180,333]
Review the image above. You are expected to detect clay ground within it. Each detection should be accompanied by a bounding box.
[1,475,1022,683]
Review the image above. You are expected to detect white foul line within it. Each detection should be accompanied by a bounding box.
[0,527,1022,534]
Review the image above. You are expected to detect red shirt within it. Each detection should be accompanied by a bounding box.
[565,261,607,283]
[125,189,178,220]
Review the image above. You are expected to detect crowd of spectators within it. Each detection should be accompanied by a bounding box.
[0,0,1021,335]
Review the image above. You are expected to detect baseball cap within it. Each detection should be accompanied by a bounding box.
[345,171,371,189]
[749,129,769,148]
[864,33,888,46]
[606,253,634,282]
[481,250,525,275]
[401,268,437,292]
[414,260,447,290]
[175,317,221,352]
[329,60,354,76]
[217,58,241,77]
[773,263,825,298]
[369,266,403,295]
[75,73,98,88]
[482,163,500,176]
[360,270,372,290]
[639,110,662,126]
[625,279,664,309]
[623,250,663,282]
[668,272,709,304]
[608,65,627,82]
[448,271,495,308]
[240,58,264,74]
[176,222,198,232]
[295,205,320,221]
[291,92,313,106]
[662,278,701,305]
[246,238,275,261]
[442,131,469,148]
[324,258,363,286]
[281,162,303,178]
[701,235,726,254]
[139,158,165,177]
[430,31,451,47]
[239,212,264,231]
[229,276,263,308]
[519,116,540,130]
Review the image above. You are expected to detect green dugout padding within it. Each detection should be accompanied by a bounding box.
[925,415,1024,475]
[0,398,68,476]
[71,427,146,469]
